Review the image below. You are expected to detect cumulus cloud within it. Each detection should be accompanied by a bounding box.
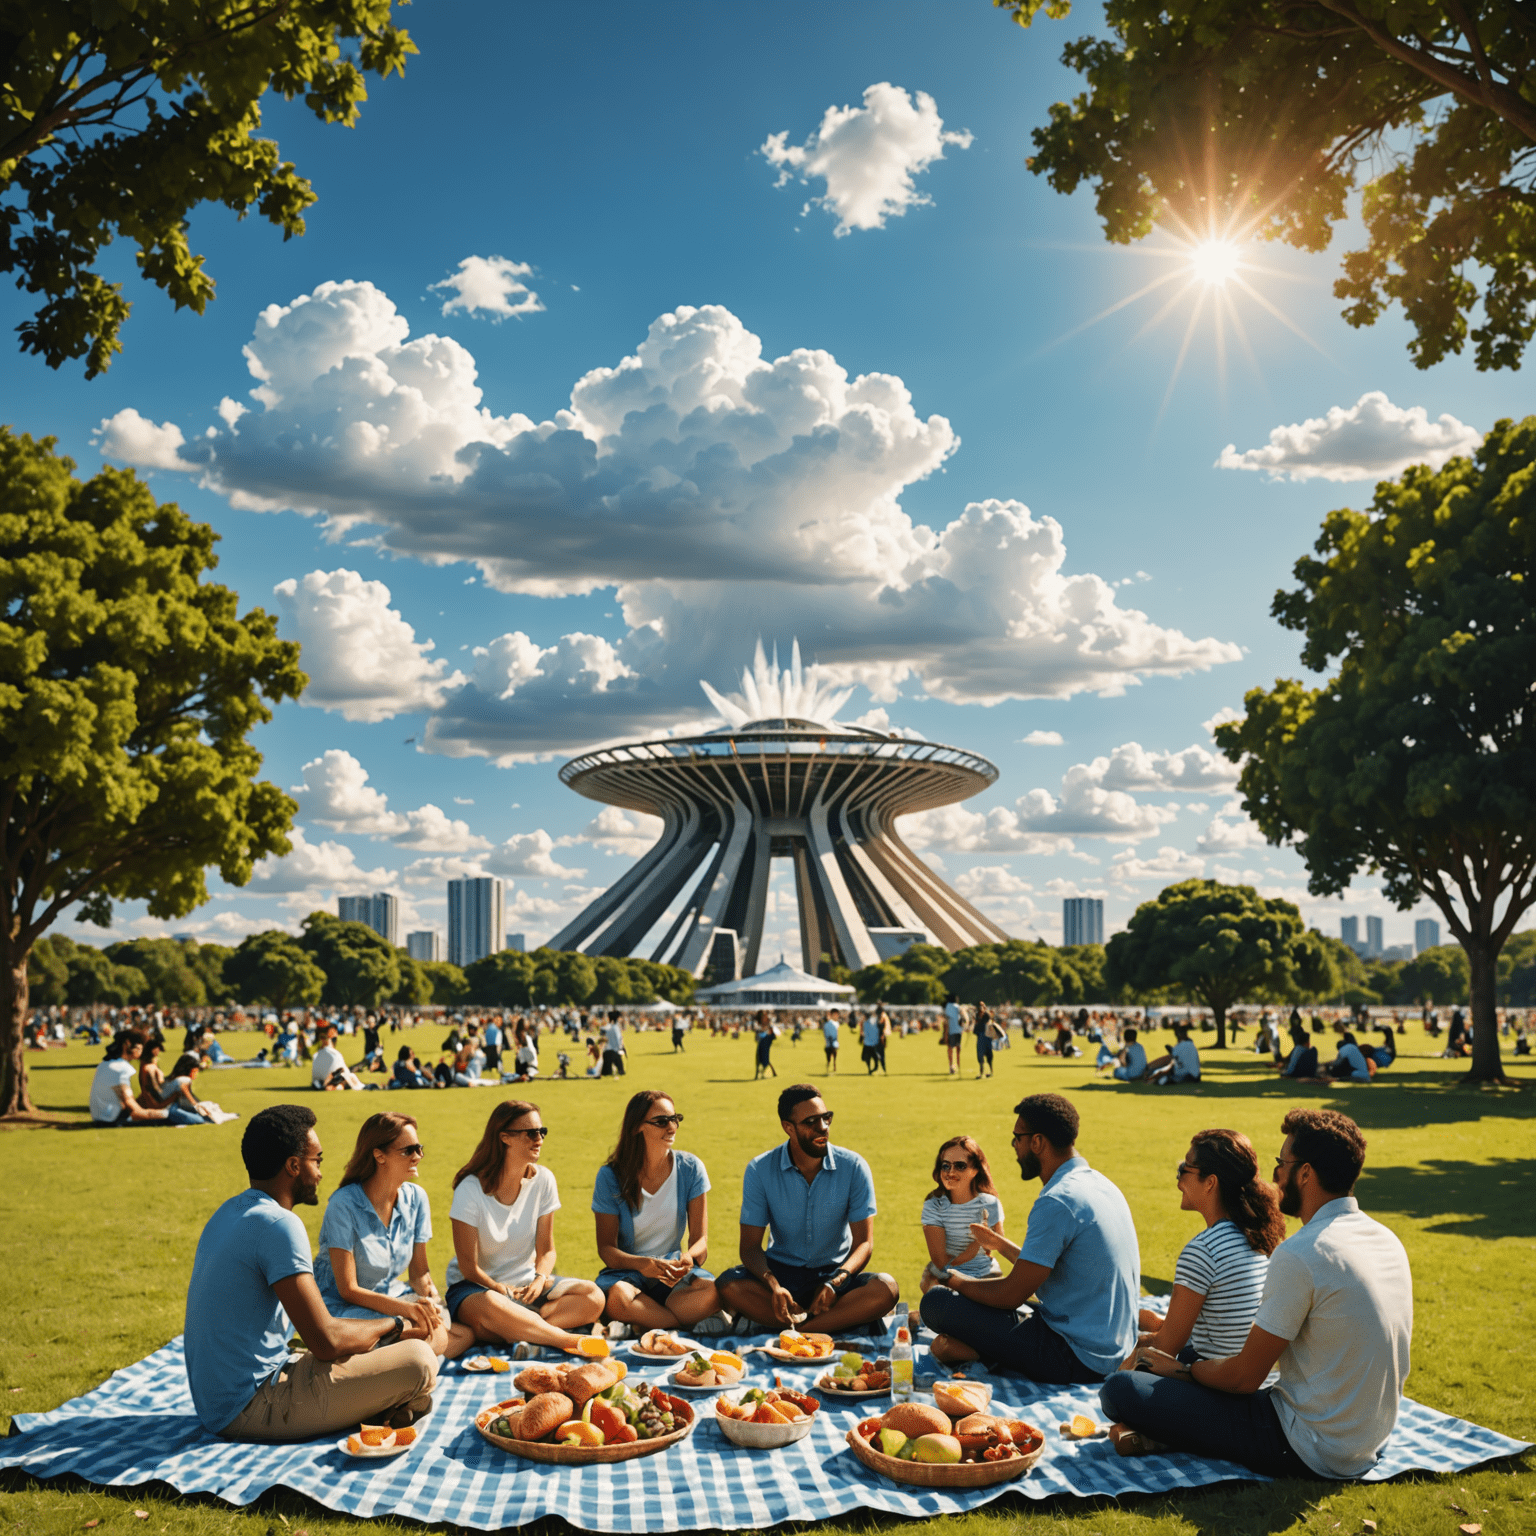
[1081,740,1239,794]
[761,82,971,235]
[248,828,395,895]
[954,865,1033,898]
[485,830,586,879]
[274,570,465,723]
[430,255,544,320]
[291,750,489,852]
[1107,846,1206,886]
[93,408,196,470]
[1020,730,1063,746]
[107,285,1240,757]
[1217,391,1482,483]
[563,806,665,859]
[898,805,1074,857]
[1197,799,1270,853]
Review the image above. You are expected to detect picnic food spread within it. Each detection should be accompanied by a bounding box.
[483,1379,687,1446]
[821,1351,891,1392]
[850,1399,1046,1482]
[673,1349,746,1387]
[773,1331,834,1359]
[714,1385,819,1424]
[636,1330,692,1356]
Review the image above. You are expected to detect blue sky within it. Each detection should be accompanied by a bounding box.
[9,0,1530,960]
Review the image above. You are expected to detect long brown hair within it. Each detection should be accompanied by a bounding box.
[1188,1128,1286,1255]
[604,1090,674,1212]
[453,1100,540,1191]
[927,1135,997,1203]
[339,1112,419,1189]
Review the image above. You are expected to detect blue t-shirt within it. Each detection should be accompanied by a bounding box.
[822,1019,840,1045]
[184,1189,313,1433]
[591,1150,710,1258]
[739,1143,877,1269]
[1017,1155,1140,1375]
[862,1017,881,1046]
[313,1181,432,1317]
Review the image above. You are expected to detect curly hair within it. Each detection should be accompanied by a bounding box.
[1188,1128,1286,1255]
[1281,1107,1366,1195]
[1013,1092,1079,1150]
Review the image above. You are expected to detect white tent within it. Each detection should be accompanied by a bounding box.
[634,998,679,1013]
[695,959,856,1009]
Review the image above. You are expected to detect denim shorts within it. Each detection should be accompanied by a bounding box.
[445,1273,576,1322]
[718,1256,874,1310]
[595,1264,714,1307]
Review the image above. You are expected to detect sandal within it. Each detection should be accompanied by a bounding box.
[1109,1422,1168,1457]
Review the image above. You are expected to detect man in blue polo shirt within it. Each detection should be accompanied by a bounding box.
[920,1091,1139,1383]
[717,1082,900,1332]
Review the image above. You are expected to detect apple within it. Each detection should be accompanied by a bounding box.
[912,1434,963,1465]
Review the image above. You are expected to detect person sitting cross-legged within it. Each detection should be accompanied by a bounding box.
[716,1083,900,1335]
[1146,1025,1201,1086]
[919,1092,1138,1384]
[184,1104,438,1441]
[1099,1107,1412,1479]
[1277,1031,1319,1080]
[1112,1028,1148,1082]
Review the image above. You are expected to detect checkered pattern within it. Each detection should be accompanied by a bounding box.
[5,1334,1526,1531]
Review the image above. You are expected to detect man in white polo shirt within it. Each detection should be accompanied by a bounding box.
[1100,1107,1412,1478]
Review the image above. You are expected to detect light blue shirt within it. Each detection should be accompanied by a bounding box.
[313,1180,431,1317]
[862,1016,881,1046]
[1018,1154,1140,1375]
[822,1019,840,1044]
[740,1142,877,1269]
[1122,1042,1147,1075]
[184,1189,312,1433]
[591,1150,710,1257]
[1336,1042,1371,1082]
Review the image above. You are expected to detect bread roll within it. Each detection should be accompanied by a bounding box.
[513,1364,562,1396]
[516,1391,574,1441]
[560,1361,618,1407]
[933,1379,991,1417]
[880,1402,950,1439]
[954,1412,1004,1438]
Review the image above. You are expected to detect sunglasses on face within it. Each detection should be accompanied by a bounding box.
[395,1144,425,1158]
[509,1126,550,1140]
[796,1111,835,1129]
[644,1113,684,1128]
[1175,1161,1200,1179]
[938,1160,975,1173]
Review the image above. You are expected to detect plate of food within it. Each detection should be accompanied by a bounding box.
[668,1349,748,1390]
[758,1330,835,1362]
[338,1424,419,1458]
[475,1374,694,1464]
[847,1402,1045,1488]
[713,1384,819,1448]
[462,1355,511,1374]
[816,1350,891,1397]
[630,1329,702,1359]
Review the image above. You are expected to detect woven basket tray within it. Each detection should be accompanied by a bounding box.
[845,1425,1045,1488]
[475,1396,696,1464]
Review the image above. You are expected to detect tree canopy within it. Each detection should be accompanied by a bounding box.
[1216,416,1535,1080]
[299,911,399,1010]
[1000,0,1536,371]
[1,0,415,375]
[0,429,304,1111]
[1105,879,1330,1046]
[223,928,325,1012]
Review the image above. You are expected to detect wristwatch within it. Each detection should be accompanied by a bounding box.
[384,1314,406,1344]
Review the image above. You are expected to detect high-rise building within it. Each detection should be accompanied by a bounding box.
[1365,915,1384,958]
[506,933,525,953]
[1340,915,1359,949]
[1415,918,1441,954]
[1062,897,1104,947]
[339,892,400,947]
[448,877,504,969]
[406,930,442,963]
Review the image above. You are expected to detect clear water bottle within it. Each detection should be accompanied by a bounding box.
[891,1325,914,1402]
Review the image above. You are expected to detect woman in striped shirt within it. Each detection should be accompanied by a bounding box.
[919,1136,1006,1293]
[1127,1128,1285,1366]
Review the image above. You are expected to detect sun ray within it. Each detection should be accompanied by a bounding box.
[1030,266,1189,357]
[1229,274,1330,357]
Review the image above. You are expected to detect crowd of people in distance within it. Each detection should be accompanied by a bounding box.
[188,1079,1411,1484]
[88,1028,238,1127]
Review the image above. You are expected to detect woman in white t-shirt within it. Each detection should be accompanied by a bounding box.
[919,1136,1006,1293]
[592,1090,720,1331]
[444,1100,605,1350]
[1124,1127,1285,1368]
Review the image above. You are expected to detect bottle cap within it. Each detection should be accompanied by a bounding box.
[895,1326,910,1343]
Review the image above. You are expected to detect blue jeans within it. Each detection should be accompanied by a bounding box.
[1099,1370,1319,1479]
[99,1104,206,1127]
[919,1286,1103,1384]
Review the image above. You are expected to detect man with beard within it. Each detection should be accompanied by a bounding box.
[717,1083,900,1332]
[183,1104,437,1440]
[1099,1107,1412,1479]
[919,1092,1138,1383]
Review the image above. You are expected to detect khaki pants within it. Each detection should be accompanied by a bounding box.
[221,1341,437,1442]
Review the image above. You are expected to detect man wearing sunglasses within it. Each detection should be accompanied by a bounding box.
[717,1083,900,1333]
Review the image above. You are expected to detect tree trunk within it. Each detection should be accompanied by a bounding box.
[1463,937,1506,1083]
[0,946,34,1115]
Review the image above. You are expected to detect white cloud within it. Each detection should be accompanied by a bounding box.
[1082,740,1239,793]
[1217,391,1482,483]
[761,82,971,235]
[430,255,544,320]
[1107,846,1206,886]
[93,408,196,470]
[1020,730,1063,746]
[563,806,664,859]
[898,805,1074,857]
[291,750,488,851]
[248,827,395,895]
[1011,764,1181,841]
[274,570,465,723]
[1203,706,1243,737]
[401,854,489,886]
[954,865,1033,898]
[1197,799,1270,853]
[484,830,586,879]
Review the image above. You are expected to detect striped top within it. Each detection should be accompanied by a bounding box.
[920,1190,1004,1277]
[1175,1218,1271,1360]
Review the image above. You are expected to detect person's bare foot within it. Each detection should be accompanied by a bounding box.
[928,1332,979,1365]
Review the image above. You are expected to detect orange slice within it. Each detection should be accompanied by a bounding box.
[576,1336,610,1358]
[709,1351,745,1372]
[393,1426,418,1447]
[346,1436,364,1454]
[1069,1413,1099,1438]
[489,1358,511,1373]
[358,1426,395,1448]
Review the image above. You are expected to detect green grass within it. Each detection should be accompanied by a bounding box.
[3,1023,1533,1535]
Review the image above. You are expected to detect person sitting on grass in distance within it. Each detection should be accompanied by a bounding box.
[137,1037,171,1108]
[392,1045,434,1089]
[502,1024,539,1083]
[153,1052,223,1123]
[1125,1129,1283,1373]
[90,1030,201,1126]
[184,1104,438,1440]
[1100,1108,1412,1480]
[1113,1027,1148,1082]
[444,1100,606,1352]
[918,1136,1005,1295]
[592,1090,725,1335]
[1145,1024,1202,1086]
[314,1112,473,1360]
[919,1092,1138,1385]
[717,1083,900,1335]
[1321,1032,1374,1083]
[1278,1031,1319,1080]
[1365,1027,1396,1071]
[311,1024,364,1091]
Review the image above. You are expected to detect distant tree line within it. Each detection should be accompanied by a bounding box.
[26,913,696,1013]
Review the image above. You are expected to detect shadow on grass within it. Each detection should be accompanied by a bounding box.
[1359,1158,1536,1239]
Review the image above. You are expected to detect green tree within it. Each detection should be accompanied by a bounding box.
[464,950,536,1007]
[299,911,399,1009]
[1498,929,1536,1005]
[551,949,597,1006]
[392,952,432,1006]
[2,1,414,376]
[420,959,468,1006]
[590,955,634,1007]
[183,939,234,1004]
[223,929,324,1011]
[49,936,146,1005]
[1002,1,1536,371]
[105,936,205,1004]
[1106,880,1330,1047]
[1216,419,1536,1081]
[1396,944,1471,1007]
[0,432,304,1112]
[25,934,68,1005]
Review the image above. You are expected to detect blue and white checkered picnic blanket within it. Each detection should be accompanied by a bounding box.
[5,1335,1526,1531]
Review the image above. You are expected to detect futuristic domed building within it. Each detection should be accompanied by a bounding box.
[547,645,1010,978]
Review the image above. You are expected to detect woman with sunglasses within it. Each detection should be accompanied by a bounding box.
[314,1112,472,1358]
[919,1136,1006,1293]
[444,1100,605,1350]
[592,1091,722,1333]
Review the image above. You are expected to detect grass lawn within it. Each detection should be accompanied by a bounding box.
[2,1021,1532,1536]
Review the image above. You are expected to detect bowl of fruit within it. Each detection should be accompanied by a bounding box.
[714,1384,820,1448]
[847,1402,1045,1487]
[476,1371,694,1463]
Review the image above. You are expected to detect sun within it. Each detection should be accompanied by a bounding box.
[1189,239,1242,286]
